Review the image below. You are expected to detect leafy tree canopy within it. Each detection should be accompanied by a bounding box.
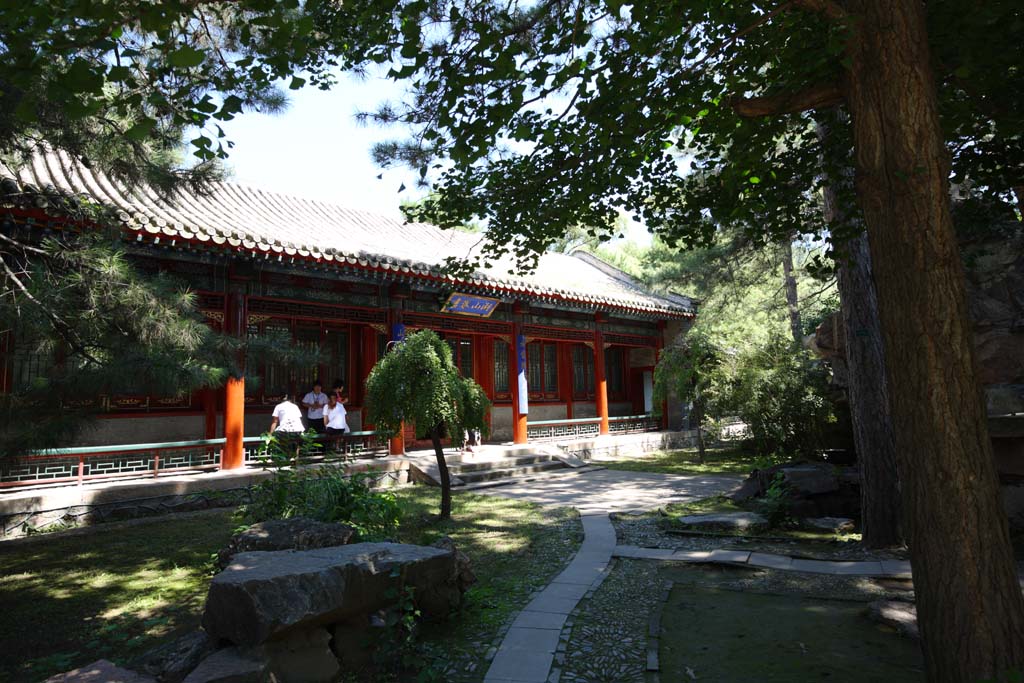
[363,0,1021,269]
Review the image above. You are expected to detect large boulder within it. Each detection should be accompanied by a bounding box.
[202,542,462,647]
[216,517,355,570]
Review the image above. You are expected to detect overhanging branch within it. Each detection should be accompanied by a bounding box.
[732,82,844,117]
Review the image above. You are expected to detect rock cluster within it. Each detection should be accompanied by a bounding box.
[731,461,861,519]
[49,538,472,683]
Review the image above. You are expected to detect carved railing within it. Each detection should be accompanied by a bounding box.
[1,431,388,489]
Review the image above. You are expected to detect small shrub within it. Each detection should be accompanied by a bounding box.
[238,431,401,540]
[761,473,792,528]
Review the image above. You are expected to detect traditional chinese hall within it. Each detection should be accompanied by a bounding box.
[0,154,695,485]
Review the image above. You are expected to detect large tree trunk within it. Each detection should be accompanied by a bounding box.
[817,116,902,549]
[780,240,803,344]
[430,425,452,519]
[845,1,1024,678]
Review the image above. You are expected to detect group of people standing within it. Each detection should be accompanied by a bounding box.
[268,378,349,441]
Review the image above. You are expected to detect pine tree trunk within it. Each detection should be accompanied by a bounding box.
[431,426,452,520]
[693,395,706,464]
[817,116,902,549]
[780,241,803,344]
[845,0,1024,677]
[834,232,902,547]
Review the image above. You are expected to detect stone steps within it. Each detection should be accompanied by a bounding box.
[455,459,568,484]
[448,454,561,473]
[458,465,605,492]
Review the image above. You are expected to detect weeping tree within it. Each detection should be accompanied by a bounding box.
[365,330,490,519]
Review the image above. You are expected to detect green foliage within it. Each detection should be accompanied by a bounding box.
[718,335,837,458]
[0,1,396,191]
[362,0,1022,274]
[365,329,491,442]
[761,473,793,528]
[653,329,721,409]
[240,431,401,540]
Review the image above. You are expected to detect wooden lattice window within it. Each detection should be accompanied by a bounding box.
[493,339,510,397]
[528,341,559,400]
[572,344,595,399]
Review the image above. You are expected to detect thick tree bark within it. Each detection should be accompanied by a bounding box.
[834,232,903,547]
[817,116,902,549]
[780,241,803,345]
[844,0,1024,678]
[430,426,452,519]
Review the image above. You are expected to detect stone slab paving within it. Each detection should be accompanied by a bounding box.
[614,545,911,578]
[484,513,616,683]
[470,468,743,514]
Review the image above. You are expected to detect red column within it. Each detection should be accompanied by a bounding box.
[510,304,528,444]
[222,289,247,469]
[594,314,609,436]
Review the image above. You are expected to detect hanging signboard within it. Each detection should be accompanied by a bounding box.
[441,292,501,318]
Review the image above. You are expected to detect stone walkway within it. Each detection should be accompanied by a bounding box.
[471,468,743,514]
[476,468,924,682]
[485,514,616,683]
[480,469,742,683]
[613,544,914,578]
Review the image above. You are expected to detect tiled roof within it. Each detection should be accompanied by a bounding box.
[0,152,695,318]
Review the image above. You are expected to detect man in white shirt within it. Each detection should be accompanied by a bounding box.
[269,394,305,434]
[301,380,329,433]
[269,393,305,458]
[323,394,348,454]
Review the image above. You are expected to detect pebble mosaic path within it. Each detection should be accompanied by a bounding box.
[479,469,918,683]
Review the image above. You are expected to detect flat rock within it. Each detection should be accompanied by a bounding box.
[203,542,459,646]
[677,511,767,531]
[782,464,839,495]
[867,600,919,639]
[181,648,266,683]
[217,517,355,570]
[805,516,856,533]
[130,629,216,683]
[45,660,154,683]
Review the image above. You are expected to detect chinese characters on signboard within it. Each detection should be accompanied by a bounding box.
[441,292,501,318]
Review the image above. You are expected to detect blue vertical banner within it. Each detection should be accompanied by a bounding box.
[516,333,529,414]
[391,322,406,343]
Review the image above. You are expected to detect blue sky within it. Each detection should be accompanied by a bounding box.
[218,71,422,217]
[217,71,653,246]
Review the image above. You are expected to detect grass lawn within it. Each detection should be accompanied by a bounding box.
[0,509,237,683]
[0,486,580,682]
[599,446,781,476]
